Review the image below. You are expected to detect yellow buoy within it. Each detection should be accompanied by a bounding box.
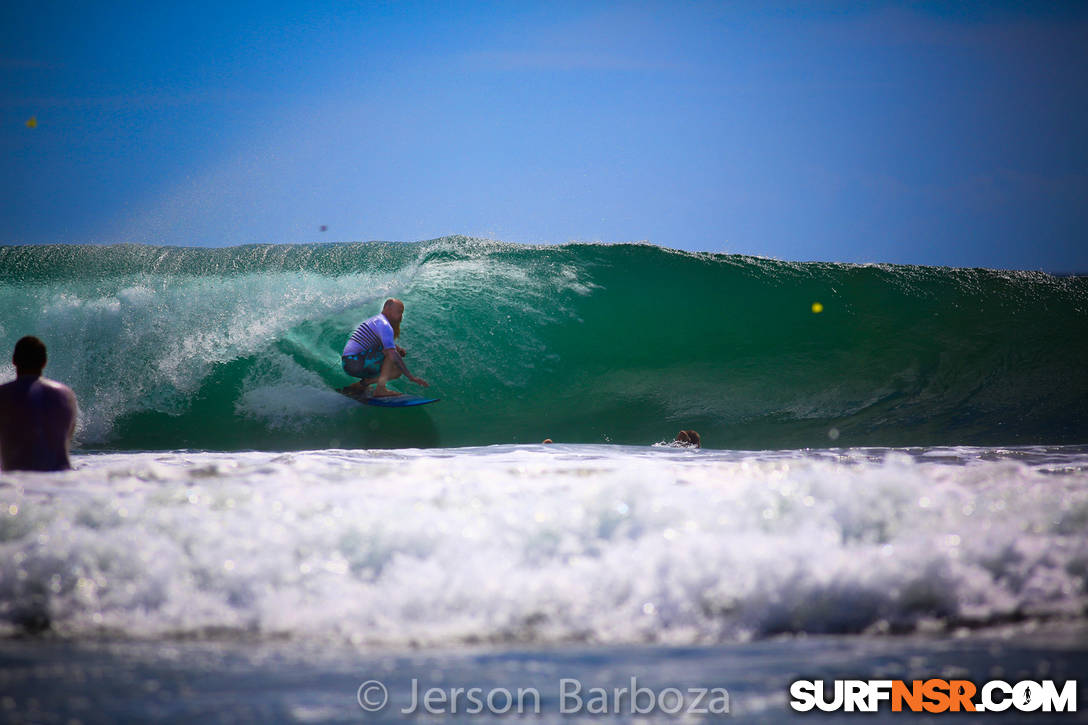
[811,302,824,314]
[25,116,38,129]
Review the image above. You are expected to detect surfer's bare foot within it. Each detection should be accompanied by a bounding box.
[371,386,402,397]
[345,379,378,395]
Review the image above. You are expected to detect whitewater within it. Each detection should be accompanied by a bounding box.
[4,445,1088,644]
[2,444,1087,722]
[1,238,1086,723]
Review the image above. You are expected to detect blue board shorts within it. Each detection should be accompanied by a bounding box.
[342,349,385,379]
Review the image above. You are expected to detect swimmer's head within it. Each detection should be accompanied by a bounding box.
[13,336,47,375]
[675,430,701,448]
[382,298,404,338]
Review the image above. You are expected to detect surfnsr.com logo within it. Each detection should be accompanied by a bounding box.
[789,679,1077,714]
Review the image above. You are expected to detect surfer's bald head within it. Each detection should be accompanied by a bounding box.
[382,298,404,338]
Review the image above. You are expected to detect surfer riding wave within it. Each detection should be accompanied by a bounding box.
[342,298,429,398]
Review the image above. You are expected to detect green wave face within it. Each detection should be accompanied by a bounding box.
[2,239,1086,450]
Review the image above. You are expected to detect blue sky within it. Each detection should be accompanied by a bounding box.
[2,1,1086,270]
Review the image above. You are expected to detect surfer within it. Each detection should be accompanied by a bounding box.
[0,336,79,471]
[342,298,429,397]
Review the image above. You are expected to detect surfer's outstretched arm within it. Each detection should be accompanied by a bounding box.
[388,348,428,387]
[373,348,427,396]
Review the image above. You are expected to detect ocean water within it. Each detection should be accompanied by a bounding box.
[1,240,1087,722]
[1,445,1087,722]
[1,239,1085,450]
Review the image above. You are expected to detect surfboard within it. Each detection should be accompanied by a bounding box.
[337,386,439,407]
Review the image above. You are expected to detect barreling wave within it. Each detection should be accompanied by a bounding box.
[1,238,1085,450]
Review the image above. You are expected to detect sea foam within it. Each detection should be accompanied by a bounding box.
[1,445,1085,646]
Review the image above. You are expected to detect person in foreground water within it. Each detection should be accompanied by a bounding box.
[342,298,429,398]
[0,336,78,471]
[674,430,701,448]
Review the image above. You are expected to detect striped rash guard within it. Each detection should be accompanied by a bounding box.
[343,313,396,356]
